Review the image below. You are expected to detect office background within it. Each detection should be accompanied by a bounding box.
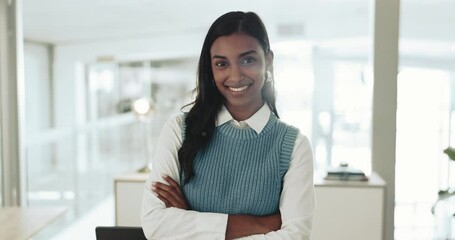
[1,0,454,239]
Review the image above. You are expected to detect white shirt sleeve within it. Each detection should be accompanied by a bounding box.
[141,114,228,240]
[236,133,315,240]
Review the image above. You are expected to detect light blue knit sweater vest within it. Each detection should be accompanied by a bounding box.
[181,113,298,216]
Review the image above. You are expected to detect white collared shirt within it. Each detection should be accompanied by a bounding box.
[141,104,315,239]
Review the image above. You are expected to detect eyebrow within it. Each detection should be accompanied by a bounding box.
[212,50,258,59]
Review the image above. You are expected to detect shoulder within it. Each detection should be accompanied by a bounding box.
[275,118,312,148]
[167,112,186,126]
[286,124,311,149]
[155,113,187,149]
[161,112,187,135]
[295,132,311,149]
[292,128,313,162]
[275,117,300,135]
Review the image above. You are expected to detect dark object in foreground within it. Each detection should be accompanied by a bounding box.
[95,226,147,240]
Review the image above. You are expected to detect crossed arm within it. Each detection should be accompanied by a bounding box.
[141,115,314,239]
[153,175,282,239]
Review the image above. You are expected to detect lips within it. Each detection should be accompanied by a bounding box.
[227,85,249,92]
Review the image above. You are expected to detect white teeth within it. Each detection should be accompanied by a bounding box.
[228,85,248,92]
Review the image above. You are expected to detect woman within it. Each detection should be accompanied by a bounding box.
[141,11,315,239]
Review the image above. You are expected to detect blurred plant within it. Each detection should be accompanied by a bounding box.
[443,147,455,161]
[432,146,455,214]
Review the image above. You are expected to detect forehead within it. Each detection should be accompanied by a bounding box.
[210,33,263,56]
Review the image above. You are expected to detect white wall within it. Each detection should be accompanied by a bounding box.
[24,42,52,134]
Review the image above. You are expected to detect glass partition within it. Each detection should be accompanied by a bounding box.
[274,40,373,175]
[396,1,455,239]
[24,56,196,238]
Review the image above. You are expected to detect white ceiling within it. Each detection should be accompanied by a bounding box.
[22,0,455,61]
[22,0,373,45]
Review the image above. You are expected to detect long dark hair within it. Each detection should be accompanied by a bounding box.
[178,11,279,184]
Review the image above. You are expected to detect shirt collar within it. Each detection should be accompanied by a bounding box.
[216,104,271,134]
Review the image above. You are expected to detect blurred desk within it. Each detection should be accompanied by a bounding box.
[0,207,66,240]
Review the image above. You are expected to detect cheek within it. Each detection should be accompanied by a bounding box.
[245,66,265,81]
[212,71,223,83]
[212,71,226,90]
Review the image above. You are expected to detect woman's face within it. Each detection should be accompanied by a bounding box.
[210,32,271,113]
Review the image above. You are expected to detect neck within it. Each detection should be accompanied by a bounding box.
[226,101,264,121]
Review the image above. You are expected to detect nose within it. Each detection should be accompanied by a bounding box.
[228,64,244,82]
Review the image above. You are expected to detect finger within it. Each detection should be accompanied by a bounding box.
[154,181,182,202]
[156,194,172,208]
[153,182,181,206]
[162,175,184,195]
[155,183,187,209]
[154,182,188,209]
[151,184,172,207]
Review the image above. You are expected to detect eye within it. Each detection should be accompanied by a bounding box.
[214,61,228,68]
[241,56,256,65]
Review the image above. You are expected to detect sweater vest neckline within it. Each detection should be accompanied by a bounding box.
[218,113,278,140]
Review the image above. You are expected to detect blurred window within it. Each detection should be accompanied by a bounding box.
[396,0,455,239]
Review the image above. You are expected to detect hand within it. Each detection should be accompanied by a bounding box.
[258,213,282,232]
[225,213,281,239]
[152,175,189,210]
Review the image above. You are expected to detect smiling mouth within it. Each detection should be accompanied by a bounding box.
[227,85,249,92]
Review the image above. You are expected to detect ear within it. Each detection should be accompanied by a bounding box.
[265,50,274,72]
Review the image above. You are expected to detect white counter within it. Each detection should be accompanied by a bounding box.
[312,172,385,240]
